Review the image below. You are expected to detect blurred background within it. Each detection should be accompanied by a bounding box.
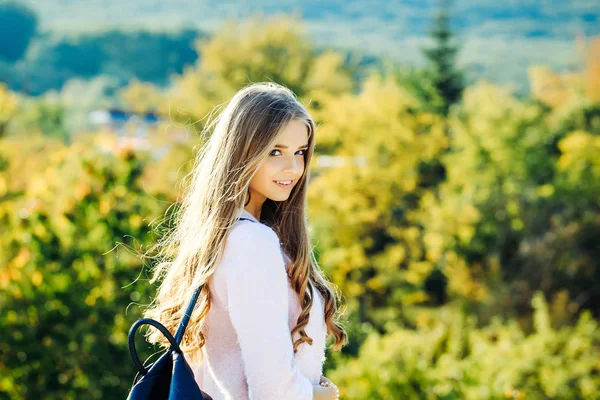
[1,0,599,399]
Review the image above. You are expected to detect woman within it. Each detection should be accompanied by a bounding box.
[144,82,347,399]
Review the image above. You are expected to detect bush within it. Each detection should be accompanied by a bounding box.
[330,293,600,399]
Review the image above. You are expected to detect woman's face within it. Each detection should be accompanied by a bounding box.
[248,119,309,209]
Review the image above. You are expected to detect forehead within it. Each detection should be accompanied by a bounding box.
[276,119,309,145]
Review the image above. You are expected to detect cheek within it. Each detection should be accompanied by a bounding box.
[251,161,278,186]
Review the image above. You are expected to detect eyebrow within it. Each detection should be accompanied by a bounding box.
[274,144,309,149]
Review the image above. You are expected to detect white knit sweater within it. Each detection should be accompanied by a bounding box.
[190,209,328,400]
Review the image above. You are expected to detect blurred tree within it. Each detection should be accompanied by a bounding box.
[395,64,445,114]
[330,293,600,399]
[0,135,64,198]
[1,12,599,399]
[119,80,164,114]
[583,37,600,103]
[0,2,38,62]
[529,36,600,109]
[7,28,202,95]
[418,81,600,326]
[0,140,166,399]
[421,0,465,115]
[418,82,549,320]
[100,29,202,85]
[0,83,18,137]
[166,16,354,134]
[528,65,584,108]
[308,75,447,341]
[59,75,122,133]
[9,94,68,142]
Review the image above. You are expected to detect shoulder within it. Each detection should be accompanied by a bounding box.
[225,220,282,254]
[220,221,288,282]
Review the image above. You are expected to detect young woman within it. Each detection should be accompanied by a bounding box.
[143,82,347,399]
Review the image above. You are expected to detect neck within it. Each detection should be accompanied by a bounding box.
[243,206,260,221]
[245,188,265,220]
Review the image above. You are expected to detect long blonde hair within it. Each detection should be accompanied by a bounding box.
[143,82,347,363]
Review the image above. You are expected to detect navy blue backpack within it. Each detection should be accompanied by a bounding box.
[126,217,255,399]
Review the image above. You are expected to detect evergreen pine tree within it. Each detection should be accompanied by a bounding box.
[422,0,465,115]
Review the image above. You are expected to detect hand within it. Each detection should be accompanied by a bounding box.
[313,383,338,400]
[319,376,334,386]
[318,376,339,400]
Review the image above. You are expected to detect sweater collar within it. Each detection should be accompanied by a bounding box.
[240,208,259,222]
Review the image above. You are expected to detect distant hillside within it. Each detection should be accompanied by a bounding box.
[14,0,600,91]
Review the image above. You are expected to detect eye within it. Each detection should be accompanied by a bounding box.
[270,149,307,156]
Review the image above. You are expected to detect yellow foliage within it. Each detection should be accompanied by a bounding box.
[529,65,584,108]
[583,36,600,103]
[529,36,600,107]
[557,130,600,188]
[31,271,43,287]
[308,75,448,327]
[165,16,353,132]
[558,130,600,168]
[119,80,164,114]
[2,20,600,399]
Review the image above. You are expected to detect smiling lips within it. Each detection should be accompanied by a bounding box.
[274,180,293,189]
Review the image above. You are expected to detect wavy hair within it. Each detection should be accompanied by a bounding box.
[143,82,347,363]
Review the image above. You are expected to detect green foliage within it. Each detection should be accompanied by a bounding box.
[330,293,600,400]
[309,75,448,335]
[2,14,600,400]
[5,28,202,95]
[8,94,68,141]
[416,83,600,323]
[307,70,599,398]
[421,0,465,115]
[0,139,166,398]
[0,83,18,137]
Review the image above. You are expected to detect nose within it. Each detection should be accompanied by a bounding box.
[282,155,303,176]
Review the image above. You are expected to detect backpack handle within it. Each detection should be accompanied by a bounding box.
[128,318,182,376]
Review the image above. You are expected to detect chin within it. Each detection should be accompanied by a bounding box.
[273,195,291,202]
[268,192,291,202]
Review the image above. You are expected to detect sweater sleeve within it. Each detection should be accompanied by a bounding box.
[222,221,313,400]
